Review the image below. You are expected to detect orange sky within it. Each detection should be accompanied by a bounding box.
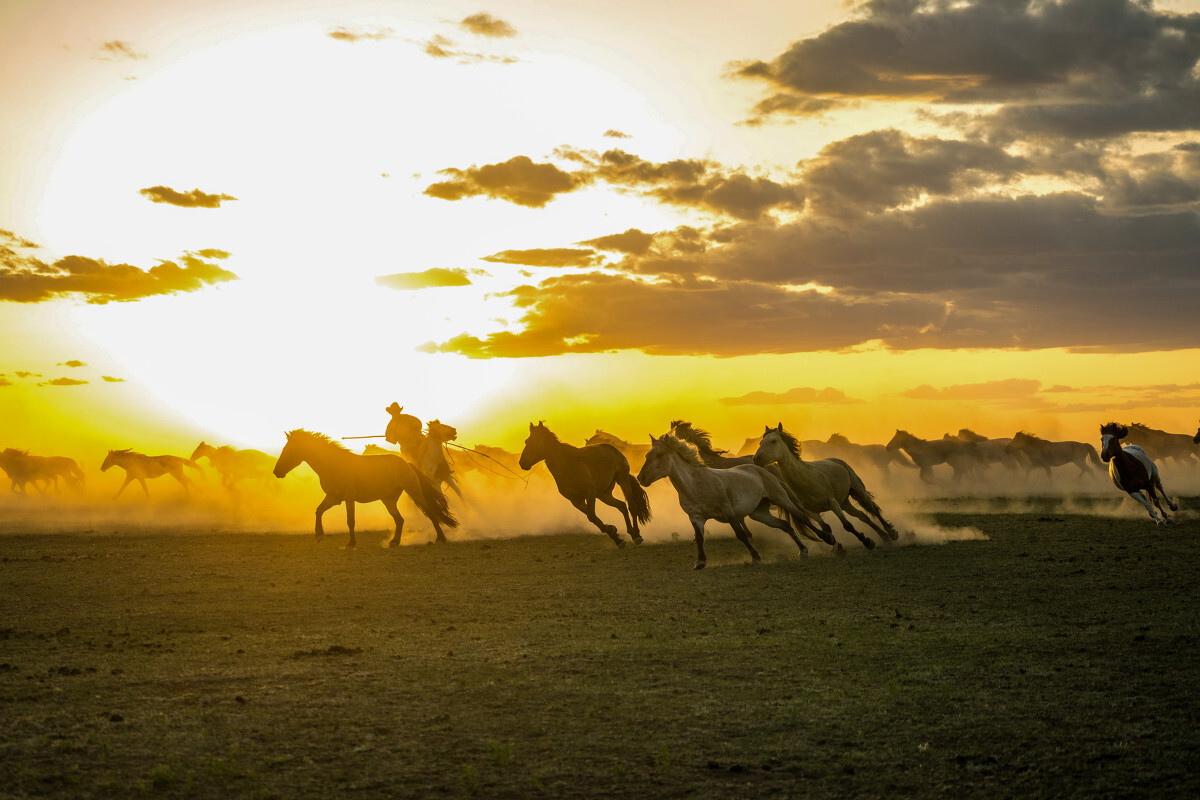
[3,0,1200,460]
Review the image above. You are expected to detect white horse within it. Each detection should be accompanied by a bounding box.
[754,424,898,549]
[1100,423,1178,524]
[636,433,832,569]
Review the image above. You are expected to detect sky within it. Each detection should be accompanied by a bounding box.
[2,0,1200,460]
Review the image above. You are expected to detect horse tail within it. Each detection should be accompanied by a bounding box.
[67,460,86,492]
[837,459,898,535]
[412,468,459,530]
[1086,444,1103,468]
[621,472,652,526]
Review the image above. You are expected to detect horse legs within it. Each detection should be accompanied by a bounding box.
[846,489,899,542]
[314,495,340,542]
[730,519,762,565]
[114,475,135,498]
[382,497,406,547]
[345,501,357,548]
[748,500,812,557]
[690,516,707,570]
[570,496,625,548]
[596,486,641,544]
[824,500,874,551]
[1153,473,1179,514]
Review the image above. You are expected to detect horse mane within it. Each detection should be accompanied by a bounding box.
[588,430,623,444]
[658,433,706,468]
[1100,422,1128,438]
[770,426,803,459]
[1014,430,1045,443]
[530,422,561,444]
[109,448,133,455]
[286,429,349,452]
[670,420,728,455]
[955,428,988,442]
[2,447,29,456]
[1128,422,1161,434]
[827,433,851,446]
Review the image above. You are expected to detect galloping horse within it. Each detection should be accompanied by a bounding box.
[100,449,202,498]
[190,442,276,490]
[1100,423,1178,524]
[669,420,754,468]
[519,422,650,548]
[273,429,457,547]
[636,433,824,569]
[1123,423,1200,467]
[585,430,651,471]
[0,448,85,494]
[1004,432,1102,481]
[755,424,898,550]
[383,403,463,500]
[944,429,1023,473]
[886,430,984,483]
[819,434,918,476]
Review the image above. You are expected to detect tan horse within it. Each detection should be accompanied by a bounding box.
[273,429,457,547]
[1004,432,1102,480]
[190,442,276,490]
[886,430,985,483]
[100,449,202,498]
[0,448,85,494]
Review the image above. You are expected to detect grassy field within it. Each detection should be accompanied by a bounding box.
[1,500,1198,799]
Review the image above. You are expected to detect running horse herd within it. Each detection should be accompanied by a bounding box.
[2,409,1197,568]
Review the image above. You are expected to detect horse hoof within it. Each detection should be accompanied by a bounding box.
[863,538,876,551]
[632,536,644,546]
[694,561,706,570]
[836,544,846,557]
[614,538,626,549]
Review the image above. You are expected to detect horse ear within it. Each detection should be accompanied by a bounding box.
[648,434,657,444]
[763,425,771,434]
[776,422,783,432]
[529,422,535,431]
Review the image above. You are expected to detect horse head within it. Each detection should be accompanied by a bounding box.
[886,430,911,451]
[1099,422,1128,463]
[519,422,554,470]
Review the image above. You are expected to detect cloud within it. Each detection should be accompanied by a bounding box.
[57,360,86,368]
[482,248,600,268]
[418,34,519,64]
[579,229,656,256]
[96,41,146,61]
[900,379,1044,401]
[101,376,126,383]
[15,371,41,379]
[375,268,474,290]
[0,376,10,387]
[458,13,517,38]
[139,186,237,208]
[1,242,238,304]
[719,386,861,407]
[604,129,632,139]
[38,377,87,387]
[424,156,584,207]
[326,26,394,43]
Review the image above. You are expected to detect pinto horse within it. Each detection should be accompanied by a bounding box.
[637,433,819,569]
[1099,423,1178,524]
[101,449,202,498]
[274,429,457,547]
[519,422,650,548]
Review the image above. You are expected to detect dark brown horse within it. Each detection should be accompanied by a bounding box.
[274,429,457,547]
[519,422,651,547]
[1099,423,1178,524]
[1123,423,1200,467]
[1004,432,1102,481]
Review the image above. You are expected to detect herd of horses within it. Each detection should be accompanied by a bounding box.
[2,410,1197,568]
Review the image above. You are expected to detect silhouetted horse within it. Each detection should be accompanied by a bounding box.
[585,430,651,471]
[1100,423,1178,524]
[1004,432,1101,481]
[886,430,984,483]
[519,422,650,547]
[274,429,457,547]
[0,448,85,494]
[1123,423,1200,467]
[100,449,201,498]
[637,433,820,569]
[944,429,1022,473]
[755,424,898,549]
[384,403,462,500]
[191,442,276,490]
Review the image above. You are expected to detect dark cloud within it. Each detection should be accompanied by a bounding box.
[719,386,861,407]
[375,268,474,290]
[459,13,517,38]
[57,360,86,368]
[1,242,238,305]
[482,249,600,268]
[96,41,146,61]
[39,377,87,387]
[139,186,237,208]
[732,0,1200,139]
[326,26,394,43]
[424,156,584,207]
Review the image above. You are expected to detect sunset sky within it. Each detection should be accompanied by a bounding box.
[3,0,1200,459]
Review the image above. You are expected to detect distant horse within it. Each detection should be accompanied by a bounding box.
[384,403,463,500]
[1124,423,1200,467]
[190,442,276,490]
[1194,423,1200,446]
[755,424,898,550]
[669,420,754,468]
[819,434,918,476]
[1004,432,1102,481]
[273,429,457,547]
[585,430,651,471]
[1100,423,1178,524]
[0,448,85,494]
[519,422,650,547]
[636,433,823,569]
[100,449,202,498]
[885,430,984,483]
[944,429,1023,473]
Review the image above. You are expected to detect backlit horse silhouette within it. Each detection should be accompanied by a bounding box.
[384,403,463,500]
[273,429,457,547]
[100,449,202,498]
[1099,423,1178,524]
[519,422,650,547]
[1004,432,1102,481]
[0,448,85,494]
[585,430,651,471]
[755,424,898,549]
[886,430,985,484]
[190,442,276,490]
[637,433,823,569]
[1123,423,1200,467]
[944,429,1022,473]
